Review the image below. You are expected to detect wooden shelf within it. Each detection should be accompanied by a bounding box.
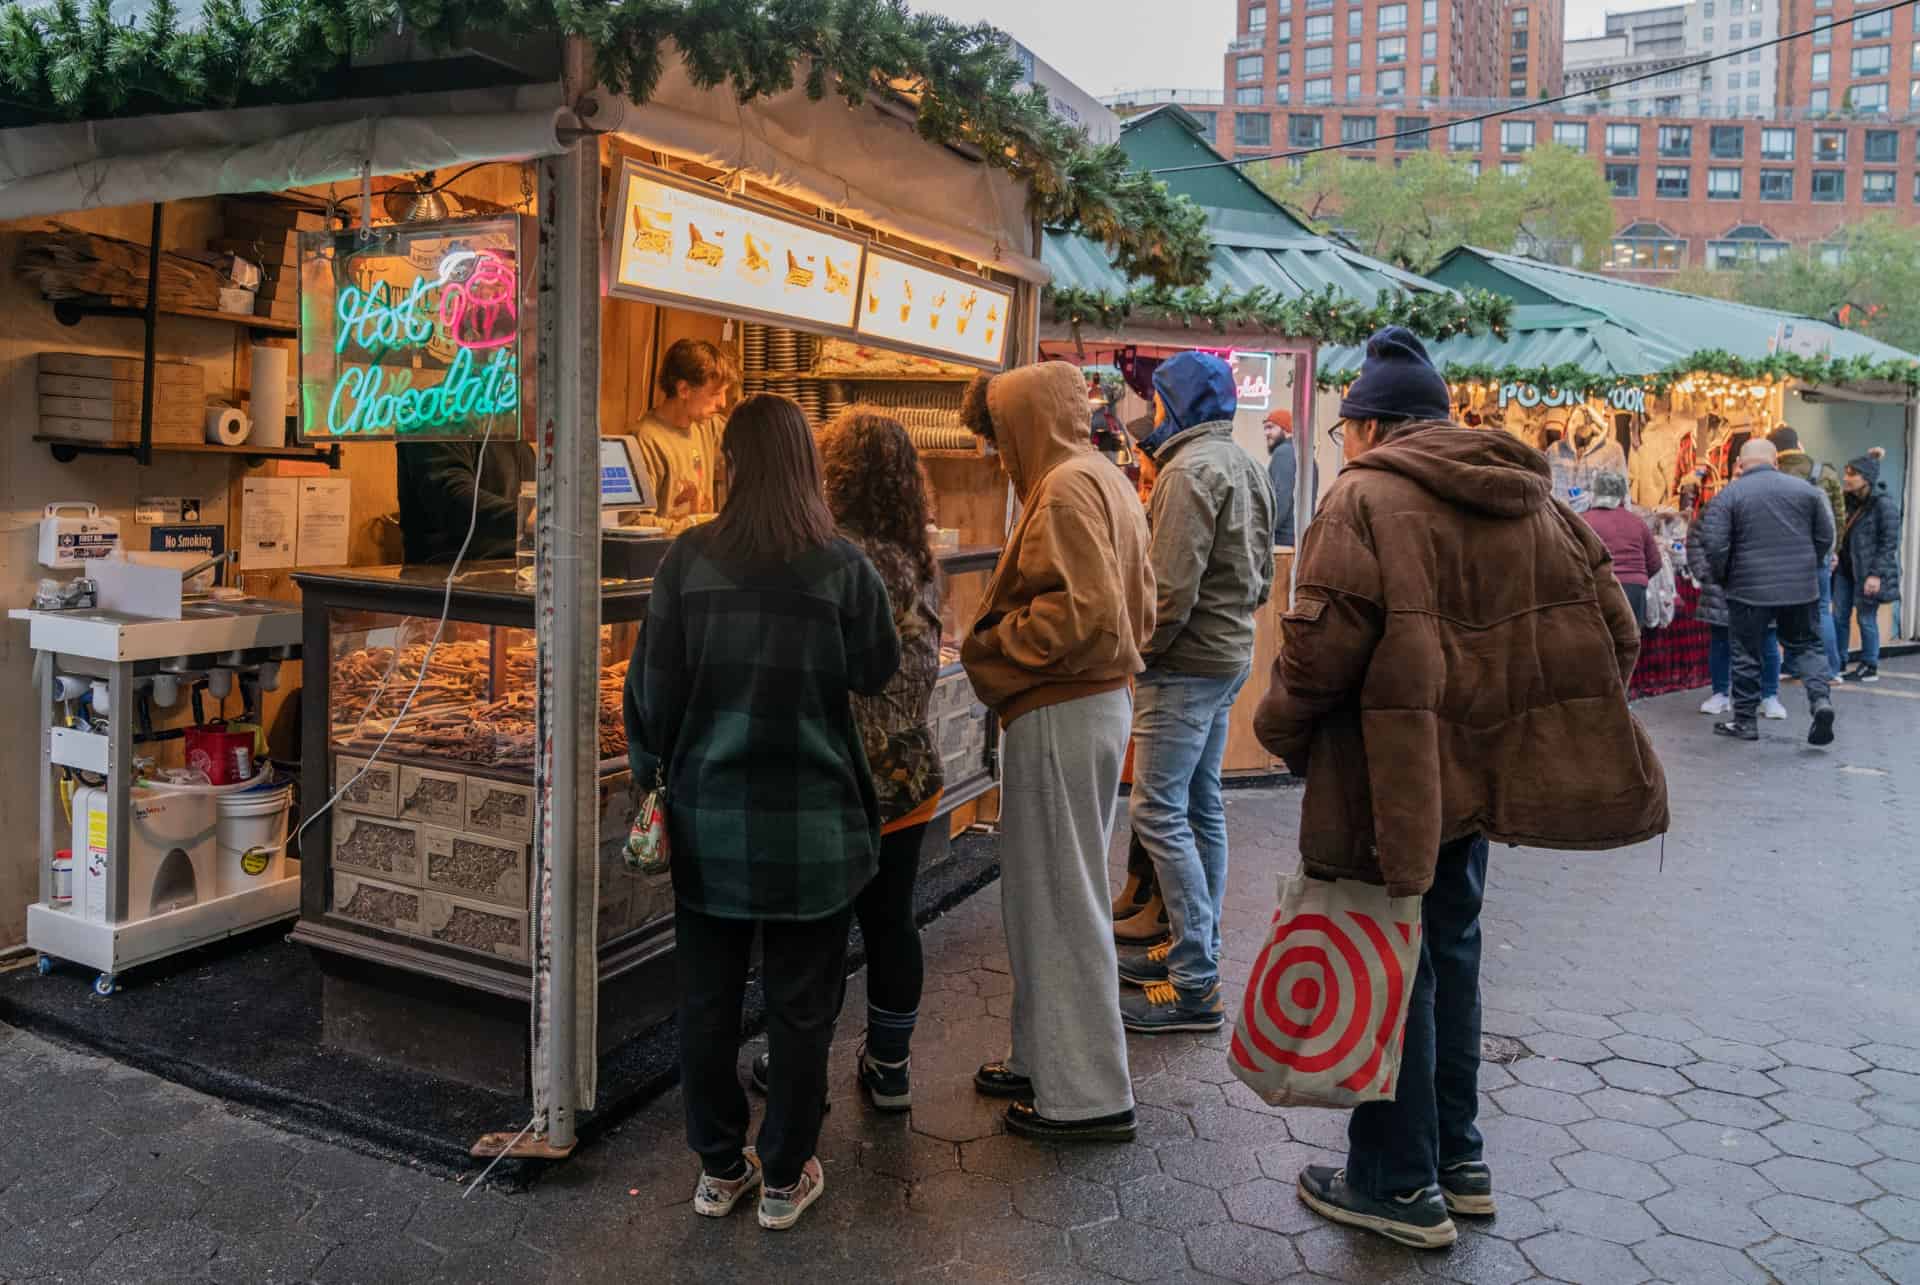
[52,297,296,335]
[34,435,340,467]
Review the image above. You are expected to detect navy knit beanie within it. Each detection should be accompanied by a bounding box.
[1339,326,1452,424]
[1848,447,1885,488]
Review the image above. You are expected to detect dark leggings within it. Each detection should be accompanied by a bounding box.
[856,822,927,1014]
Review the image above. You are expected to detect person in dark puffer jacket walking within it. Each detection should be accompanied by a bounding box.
[1834,446,1902,684]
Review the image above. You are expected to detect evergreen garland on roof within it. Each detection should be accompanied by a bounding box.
[1048,283,1515,346]
[0,0,1213,287]
[1312,349,1920,395]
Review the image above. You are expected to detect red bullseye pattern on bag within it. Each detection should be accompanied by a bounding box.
[1228,874,1424,1109]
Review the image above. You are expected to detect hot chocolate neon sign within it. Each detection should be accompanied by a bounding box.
[318,239,522,439]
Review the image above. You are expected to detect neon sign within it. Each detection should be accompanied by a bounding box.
[1499,383,1646,415]
[299,216,530,443]
[1231,351,1274,410]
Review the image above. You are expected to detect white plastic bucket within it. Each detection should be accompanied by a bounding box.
[215,785,291,896]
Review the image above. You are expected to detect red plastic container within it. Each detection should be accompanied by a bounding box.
[184,725,255,785]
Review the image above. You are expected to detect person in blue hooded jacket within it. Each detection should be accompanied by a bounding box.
[1117,351,1277,1033]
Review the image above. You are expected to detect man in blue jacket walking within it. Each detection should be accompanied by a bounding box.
[1695,437,1837,745]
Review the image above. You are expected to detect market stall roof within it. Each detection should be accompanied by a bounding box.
[1430,247,1920,371]
[1318,302,1688,380]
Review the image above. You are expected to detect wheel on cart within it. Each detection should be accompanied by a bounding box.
[36,954,53,976]
[92,972,116,996]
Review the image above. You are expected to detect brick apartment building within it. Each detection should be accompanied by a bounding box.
[1211,0,1920,278]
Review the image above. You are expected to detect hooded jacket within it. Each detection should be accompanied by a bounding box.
[1253,424,1669,896]
[1138,354,1277,673]
[961,362,1156,725]
[1839,486,1902,602]
[1777,449,1845,528]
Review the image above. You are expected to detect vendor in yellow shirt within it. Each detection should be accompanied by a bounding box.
[634,339,738,532]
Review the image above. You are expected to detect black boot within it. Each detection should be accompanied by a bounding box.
[1809,700,1836,746]
[1713,719,1759,742]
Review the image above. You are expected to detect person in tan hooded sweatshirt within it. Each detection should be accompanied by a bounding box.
[958,359,1155,1143]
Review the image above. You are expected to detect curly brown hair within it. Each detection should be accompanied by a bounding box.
[819,407,936,584]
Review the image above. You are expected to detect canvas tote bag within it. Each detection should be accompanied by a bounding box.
[1229,871,1424,1109]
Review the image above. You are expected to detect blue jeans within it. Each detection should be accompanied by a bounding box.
[1816,562,1843,677]
[1710,624,1778,699]
[1834,572,1882,667]
[1348,834,1489,1199]
[1129,665,1249,997]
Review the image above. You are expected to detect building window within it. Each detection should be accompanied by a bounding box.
[1291,114,1325,146]
[1758,169,1793,200]
[1606,124,1641,156]
[1248,2,1268,29]
[1864,171,1896,203]
[1349,7,1364,34]
[1811,169,1845,201]
[1276,16,1291,41]
[1379,67,1406,96]
[1502,120,1534,153]
[1423,0,1437,23]
[1707,167,1743,199]
[1553,122,1588,151]
[1276,82,1292,102]
[1379,2,1409,30]
[1502,160,1525,176]
[1237,55,1263,81]
[1746,94,1760,112]
[1304,14,1333,40]
[1464,159,1482,177]
[1816,242,1847,266]
[1191,111,1219,135]
[1760,128,1795,160]
[1341,114,1377,144]
[1378,35,1406,62]
[1853,9,1892,37]
[1510,55,1528,74]
[1609,224,1686,271]
[1305,78,1333,103]
[1853,84,1889,114]
[1707,228,1788,268]
[1853,46,1891,78]
[1747,19,1761,35]
[1347,40,1362,64]
[1422,30,1437,56]
[1814,129,1845,161]
[1397,117,1429,149]
[1703,0,1713,13]
[1606,163,1638,196]
[1236,113,1272,147]
[1237,86,1265,105]
[1509,78,1528,96]
[1345,71,1361,97]
[1511,6,1528,23]
[1449,120,1482,150]
[1305,45,1332,71]
[1276,49,1292,72]
[1512,30,1530,50]
[1865,130,1898,162]
[1658,125,1693,156]
[1709,125,1744,157]
[1656,166,1691,198]
[1809,90,1829,114]
[1915,173,1920,204]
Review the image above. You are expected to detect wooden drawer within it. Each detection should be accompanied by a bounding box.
[332,872,426,936]
[331,815,421,884]
[421,826,527,909]
[335,755,399,818]
[399,766,465,829]
[420,891,528,963]
[464,777,535,844]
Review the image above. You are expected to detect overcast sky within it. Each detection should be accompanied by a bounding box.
[913,0,1621,98]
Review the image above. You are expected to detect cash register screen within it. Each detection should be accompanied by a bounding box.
[600,437,656,511]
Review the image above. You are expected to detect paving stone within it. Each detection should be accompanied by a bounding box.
[1867,1124,1920,1163]
[1579,1089,1685,1129]
[1864,1240,1920,1285]
[1055,1140,1163,1187]
[1663,1121,1779,1166]
[405,1184,524,1250]
[1552,1150,1669,1201]
[957,1217,1072,1276]
[1753,1193,1885,1251]
[1753,1157,1878,1207]
[1677,1063,1780,1098]
[1862,1193,1920,1240]
[1767,1064,1871,1100]
[1750,1239,1889,1285]
[1509,1059,1604,1095]
[1014,1175,1122,1230]
[1593,1061,1690,1097]
[962,1133,1063,1184]
[1118,1174,1232,1230]
[1760,1120,1881,1166]
[908,1169,1012,1220]
[1630,1233,1771,1285]
[1691,1016,1784,1047]
[1767,1091,1876,1133]
[82,1219,221,1283]
[1222,1177,1323,1236]
[1653,1153,1778,1206]
[1525,1033,1614,1065]
[1183,1221,1304,1285]
[1416,1232,1535,1285]
[1487,1153,1573,1200]
[1602,1035,1693,1069]
[1536,1187,1661,1245]
[1479,1116,1580,1160]
[1770,1040,1871,1075]
[1292,1226,1428,1284]
[1673,1089,1781,1130]
[1477,1192,1555,1241]
[1640,1191,1772,1248]
[859,1131,961,1183]
[1254,1140,1346,1186]
[909,1083,1008,1144]
[1613,1013,1703,1044]
[1073,1218,1192,1283]
[1866,1094,1920,1130]
[1865,1157,1920,1197]
[1187,1104,1293,1147]
[430,1240,553,1285]
[1134,1103,1200,1149]
[1517,1229,1652,1285]
[1683,1039,1783,1072]
[1858,1044,1920,1075]
[1493,1085,1594,1126]
[1539,1012,1623,1040]
[312,1231,445,1284]
[1158,1139,1265,1190]
[1134,1074,1230,1112]
[1567,1119,1679,1164]
[1863,1068,1920,1101]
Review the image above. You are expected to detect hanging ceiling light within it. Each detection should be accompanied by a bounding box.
[384,172,458,223]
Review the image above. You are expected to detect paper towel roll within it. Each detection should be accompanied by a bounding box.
[205,407,250,447]
[250,344,289,448]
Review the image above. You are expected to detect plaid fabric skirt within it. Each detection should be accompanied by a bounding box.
[1630,579,1711,700]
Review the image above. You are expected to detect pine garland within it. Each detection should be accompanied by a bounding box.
[0,0,1213,288]
[1313,349,1920,394]
[1048,283,1515,346]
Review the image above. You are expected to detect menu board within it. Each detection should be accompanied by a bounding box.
[856,248,1013,370]
[609,162,865,333]
[298,215,529,443]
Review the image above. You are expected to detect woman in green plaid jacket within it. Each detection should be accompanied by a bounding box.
[624,394,900,1230]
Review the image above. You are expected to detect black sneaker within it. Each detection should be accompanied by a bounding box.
[1856,664,1880,683]
[1713,719,1759,742]
[1809,700,1837,747]
[857,1046,912,1113]
[1438,1160,1495,1217]
[1117,940,1171,987]
[1296,1165,1458,1249]
[1004,1099,1137,1143]
[973,1061,1034,1099]
[747,1052,830,1113]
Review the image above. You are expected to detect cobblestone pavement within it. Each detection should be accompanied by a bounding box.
[5,663,1920,1284]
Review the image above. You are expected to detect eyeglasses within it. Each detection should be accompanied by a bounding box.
[1326,420,1347,447]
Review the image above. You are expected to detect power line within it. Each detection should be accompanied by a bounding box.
[1150,0,1920,175]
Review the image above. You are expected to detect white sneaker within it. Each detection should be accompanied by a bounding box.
[1832,671,1846,685]
[1700,693,1731,715]
[1760,696,1789,720]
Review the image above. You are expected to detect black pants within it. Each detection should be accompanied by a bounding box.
[1621,582,1648,634]
[675,901,851,1189]
[856,823,928,1016]
[1729,599,1830,721]
[1348,835,1489,1199]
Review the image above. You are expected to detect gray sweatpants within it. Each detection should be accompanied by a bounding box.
[999,687,1134,1122]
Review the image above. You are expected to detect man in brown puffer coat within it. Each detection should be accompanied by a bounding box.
[1255,327,1669,1250]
